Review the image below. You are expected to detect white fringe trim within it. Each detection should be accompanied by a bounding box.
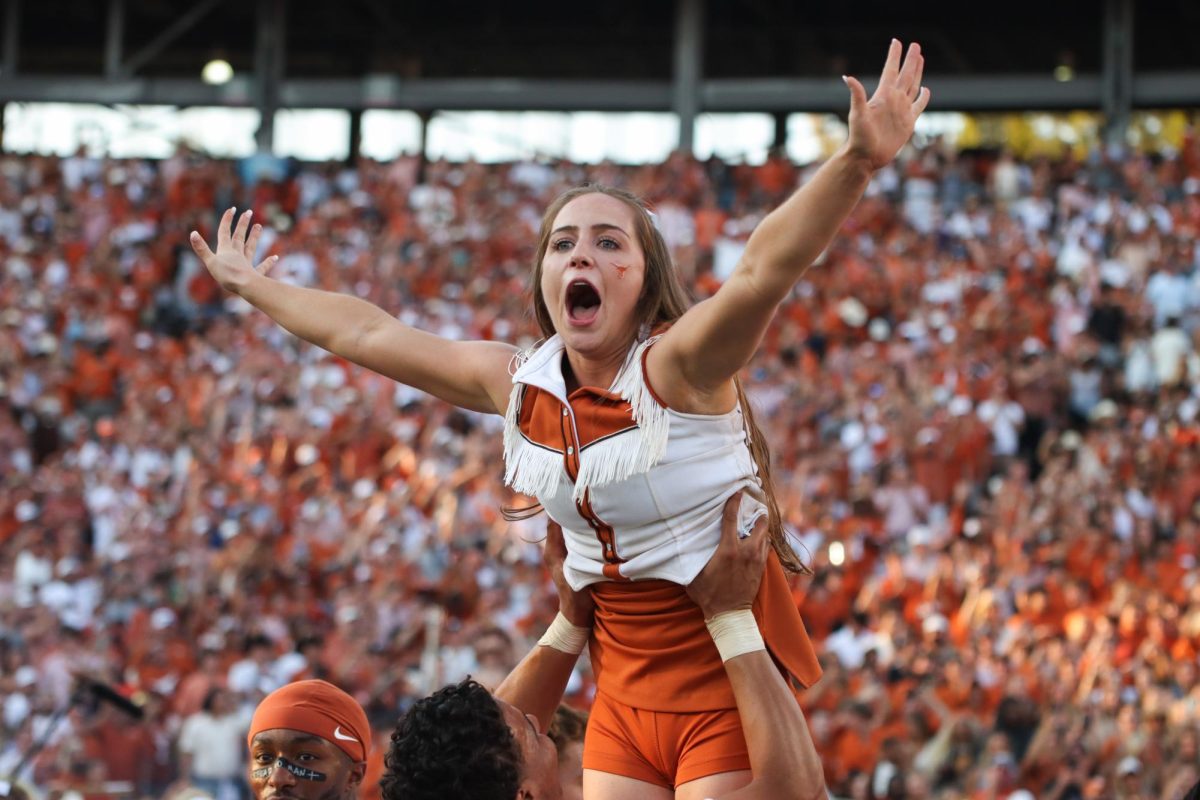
[503,381,564,500]
[572,335,670,499]
[572,430,639,500]
[503,341,560,498]
[506,339,540,379]
[501,335,671,502]
[506,437,565,500]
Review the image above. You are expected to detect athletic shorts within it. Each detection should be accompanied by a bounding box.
[581,551,821,789]
[582,690,750,789]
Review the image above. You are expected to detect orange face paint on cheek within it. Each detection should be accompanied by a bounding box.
[614,264,630,279]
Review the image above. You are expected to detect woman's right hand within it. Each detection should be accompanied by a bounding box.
[190,207,278,295]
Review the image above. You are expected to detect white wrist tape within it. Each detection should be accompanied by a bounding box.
[537,612,590,655]
[705,609,765,663]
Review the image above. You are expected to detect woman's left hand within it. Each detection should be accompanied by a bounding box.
[843,39,931,171]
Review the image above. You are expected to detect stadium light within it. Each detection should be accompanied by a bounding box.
[202,58,234,86]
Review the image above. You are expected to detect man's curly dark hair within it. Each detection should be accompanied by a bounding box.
[380,678,523,800]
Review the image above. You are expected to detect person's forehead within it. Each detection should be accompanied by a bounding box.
[251,729,336,750]
[553,194,636,231]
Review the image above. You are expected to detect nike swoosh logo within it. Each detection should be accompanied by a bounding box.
[333,726,358,743]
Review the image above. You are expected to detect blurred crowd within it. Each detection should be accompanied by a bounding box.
[2,128,1200,800]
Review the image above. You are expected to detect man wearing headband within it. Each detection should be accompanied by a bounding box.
[247,679,370,800]
[381,494,825,799]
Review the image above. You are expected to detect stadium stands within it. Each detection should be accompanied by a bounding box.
[2,133,1200,798]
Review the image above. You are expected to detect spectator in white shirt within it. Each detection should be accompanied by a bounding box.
[977,383,1026,458]
[873,462,931,541]
[1146,263,1192,328]
[825,612,887,671]
[178,688,251,800]
[1151,317,1192,387]
[227,635,277,699]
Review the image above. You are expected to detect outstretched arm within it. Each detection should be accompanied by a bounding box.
[687,495,827,800]
[190,209,516,414]
[717,656,826,800]
[652,40,930,401]
[495,522,593,732]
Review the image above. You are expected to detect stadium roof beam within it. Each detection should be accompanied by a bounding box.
[702,75,1112,112]
[119,0,225,78]
[285,77,677,111]
[1,72,1199,112]
[673,0,703,153]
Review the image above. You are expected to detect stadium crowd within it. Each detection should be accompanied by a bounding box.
[2,127,1200,800]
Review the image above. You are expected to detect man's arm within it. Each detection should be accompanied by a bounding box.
[717,656,826,800]
[493,643,581,735]
[686,495,827,800]
[495,521,593,732]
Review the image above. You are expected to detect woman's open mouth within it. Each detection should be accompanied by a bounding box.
[565,279,601,326]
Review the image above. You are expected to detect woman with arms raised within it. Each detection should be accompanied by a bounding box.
[191,40,928,800]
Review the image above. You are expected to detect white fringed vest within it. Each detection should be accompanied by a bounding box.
[502,334,768,590]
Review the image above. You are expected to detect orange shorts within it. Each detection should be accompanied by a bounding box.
[582,691,750,788]
[582,551,821,788]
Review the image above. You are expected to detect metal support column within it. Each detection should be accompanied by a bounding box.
[416,110,431,181]
[772,111,788,151]
[1101,0,1133,146]
[254,0,285,153]
[104,0,124,78]
[672,0,703,154]
[347,107,362,164]
[3,0,20,78]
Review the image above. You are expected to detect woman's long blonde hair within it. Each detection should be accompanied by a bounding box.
[519,183,807,575]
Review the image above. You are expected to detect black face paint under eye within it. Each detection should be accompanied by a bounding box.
[252,757,327,782]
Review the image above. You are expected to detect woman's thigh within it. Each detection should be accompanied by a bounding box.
[674,769,752,800]
[584,769,674,800]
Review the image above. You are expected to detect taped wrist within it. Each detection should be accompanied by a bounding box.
[537,611,589,655]
[704,609,765,663]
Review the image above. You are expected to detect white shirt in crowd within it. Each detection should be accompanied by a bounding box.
[177,710,250,780]
[824,624,891,671]
[1145,269,1192,326]
[1150,326,1191,386]
[977,398,1025,457]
